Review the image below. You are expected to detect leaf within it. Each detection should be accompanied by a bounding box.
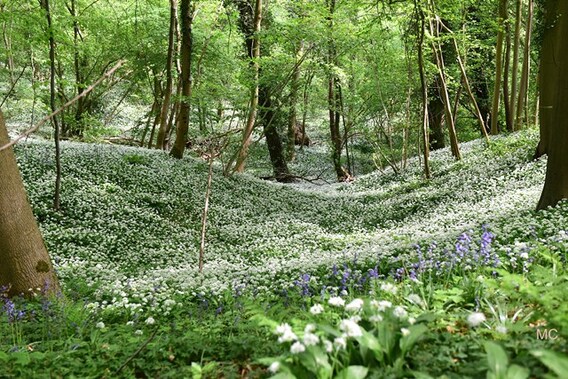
[335,365,369,379]
[270,373,297,379]
[531,350,568,377]
[484,341,508,377]
[191,362,202,379]
[299,346,331,377]
[358,329,383,362]
[410,371,435,379]
[11,352,30,366]
[505,364,529,379]
[400,324,428,354]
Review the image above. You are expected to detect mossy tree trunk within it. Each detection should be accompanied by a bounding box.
[0,111,60,297]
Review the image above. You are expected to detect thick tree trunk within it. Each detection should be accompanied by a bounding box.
[156,0,178,150]
[428,84,445,150]
[170,0,194,159]
[259,86,292,181]
[0,111,60,297]
[536,0,568,209]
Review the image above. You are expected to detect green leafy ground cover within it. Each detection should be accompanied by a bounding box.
[1,129,568,378]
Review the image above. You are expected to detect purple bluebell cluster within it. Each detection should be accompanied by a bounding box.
[291,225,516,300]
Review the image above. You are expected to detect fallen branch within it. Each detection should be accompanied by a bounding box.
[0,60,125,152]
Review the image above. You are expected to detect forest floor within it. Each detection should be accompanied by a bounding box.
[1,128,568,378]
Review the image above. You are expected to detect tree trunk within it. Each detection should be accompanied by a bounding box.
[287,41,303,162]
[537,0,568,209]
[170,0,194,159]
[234,0,262,172]
[416,0,431,179]
[40,0,62,211]
[503,18,513,131]
[510,0,523,122]
[428,82,445,150]
[429,16,461,159]
[490,0,508,135]
[327,0,347,181]
[260,86,291,181]
[515,0,533,131]
[0,111,60,297]
[156,0,178,150]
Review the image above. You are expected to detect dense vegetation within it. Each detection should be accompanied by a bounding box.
[2,0,568,378]
[0,130,567,377]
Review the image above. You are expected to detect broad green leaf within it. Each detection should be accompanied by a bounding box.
[335,365,368,379]
[484,341,508,377]
[191,362,202,379]
[531,350,568,377]
[505,364,529,379]
[400,324,428,354]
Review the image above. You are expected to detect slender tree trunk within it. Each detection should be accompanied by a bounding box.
[491,0,508,135]
[40,0,62,211]
[416,0,431,179]
[429,15,461,159]
[147,74,163,149]
[0,111,60,297]
[170,0,194,159]
[234,0,262,172]
[515,0,533,131]
[300,70,314,151]
[287,41,303,162]
[510,0,523,121]
[536,0,568,209]
[327,0,347,181]
[156,0,178,150]
[503,18,513,131]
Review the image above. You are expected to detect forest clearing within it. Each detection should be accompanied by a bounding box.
[1,0,568,378]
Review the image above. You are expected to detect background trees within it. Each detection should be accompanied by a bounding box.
[0,0,553,193]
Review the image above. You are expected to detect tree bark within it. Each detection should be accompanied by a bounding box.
[0,111,60,297]
[536,0,568,209]
[416,0,431,179]
[515,0,533,131]
[287,41,303,162]
[170,0,194,159]
[40,0,62,211]
[490,0,508,135]
[156,0,178,150]
[234,0,262,172]
[510,0,523,122]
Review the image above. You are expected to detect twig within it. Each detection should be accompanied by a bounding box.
[0,65,27,108]
[115,326,159,375]
[0,60,125,152]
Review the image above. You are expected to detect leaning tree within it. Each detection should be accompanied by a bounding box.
[536,0,568,209]
[0,111,60,297]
